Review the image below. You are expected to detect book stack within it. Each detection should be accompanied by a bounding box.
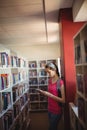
[2,92,11,111]
[75,44,81,64]
[13,103,20,118]
[78,98,85,123]
[76,74,84,94]
[12,86,19,102]
[3,110,13,130]
[0,74,9,90]
[0,52,10,67]
[28,61,37,68]
[39,77,47,85]
[83,74,87,98]
[11,56,18,67]
[12,73,19,84]
[29,78,38,85]
[39,60,46,68]
[84,40,87,62]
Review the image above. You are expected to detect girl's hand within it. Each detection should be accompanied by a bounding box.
[36,89,43,93]
[36,89,47,96]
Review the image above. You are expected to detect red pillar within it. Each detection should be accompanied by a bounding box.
[59,8,85,130]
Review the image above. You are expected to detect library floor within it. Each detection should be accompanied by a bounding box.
[28,112,64,130]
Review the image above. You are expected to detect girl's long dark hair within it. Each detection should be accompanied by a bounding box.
[53,63,60,77]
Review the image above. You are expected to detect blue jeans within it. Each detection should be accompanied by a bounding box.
[48,111,62,130]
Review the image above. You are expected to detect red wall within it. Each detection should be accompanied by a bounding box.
[59,8,85,130]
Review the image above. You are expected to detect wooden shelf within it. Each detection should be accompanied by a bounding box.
[0,44,30,130]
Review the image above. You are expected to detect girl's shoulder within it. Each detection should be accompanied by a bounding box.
[58,78,64,86]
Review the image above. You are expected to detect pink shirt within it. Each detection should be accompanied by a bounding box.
[48,79,64,114]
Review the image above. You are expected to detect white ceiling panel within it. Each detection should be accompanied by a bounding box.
[0,0,87,47]
[0,4,43,18]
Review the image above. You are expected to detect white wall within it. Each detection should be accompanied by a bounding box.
[7,43,60,60]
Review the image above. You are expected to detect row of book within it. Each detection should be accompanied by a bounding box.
[29,70,37,77]
[13,84,29,102]
[0,74,9,90]
[77,73,87,98]
[12,73,19,85]
[29,69,47,77]
[0,52,27,68]
[39,77,47,85]
[11,56,27,68]
[28,59,57,68]
[0,83,29,113]
[0,72,28,91]
[12,71,28,85]
[30,94,47,102]
[28,61,37,68]
[29,77,48,85]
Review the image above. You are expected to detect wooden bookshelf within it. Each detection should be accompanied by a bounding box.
[28,58,61,112]
[0,44,30,130]
[69,24,87,130]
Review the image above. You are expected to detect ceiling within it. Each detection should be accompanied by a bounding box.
[0,0,87,47]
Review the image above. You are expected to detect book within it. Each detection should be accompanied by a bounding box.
[78,97,85,123]
[29,69,37,77]
[2,92,11,110]
[29,78,38,85]
[0,93,3,113]
[1,76,4,90]
[29,61,37,68]
[76,74,84,94]
[1,74,9,90]
[83,73,87,98]
[2,93,8,110]
[1,52,9,67]
[84,40,87,62]
[4,110,13,129]
[0,117,4,130]
[12,87,19,102]
[4,115,9,130]
[0,53,2,67]
[75,44,81,64]
[39,60,46,68]
[39,77,47,85]
[13,103,20,118]
[0,75,2,90]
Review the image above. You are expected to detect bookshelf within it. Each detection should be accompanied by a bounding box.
[0,44,30,130]
[28,58,61,112]
[69,24,87,130]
